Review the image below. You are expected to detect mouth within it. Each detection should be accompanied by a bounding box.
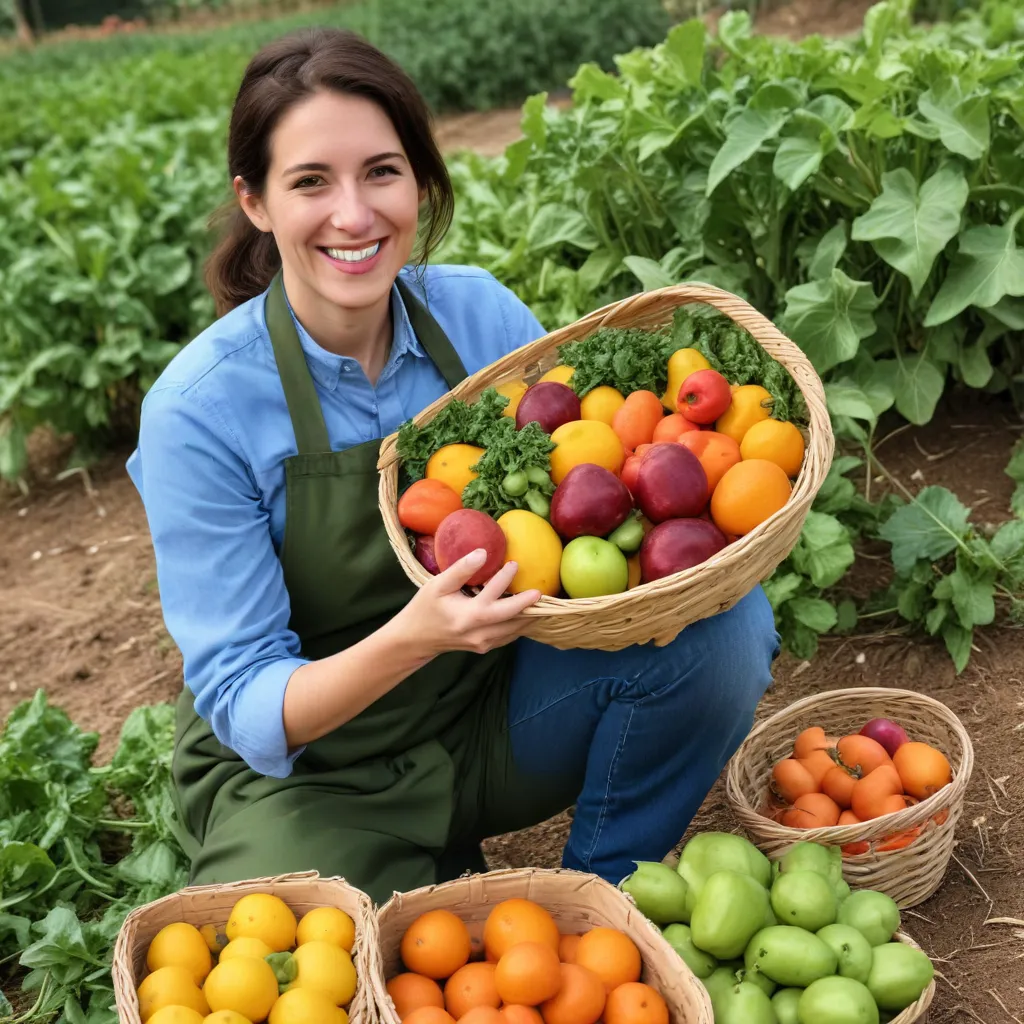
[320,240,382,263]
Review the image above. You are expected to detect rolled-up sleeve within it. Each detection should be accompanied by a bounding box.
[128,384,307,778]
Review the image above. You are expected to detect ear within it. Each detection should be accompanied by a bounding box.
[233,175,272,233]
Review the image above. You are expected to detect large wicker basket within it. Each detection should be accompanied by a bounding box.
[375,867,713,1024]
[377,283,833,651]
[112,870,380,1024]
[888,930,936,1024]
[725,688,974,907]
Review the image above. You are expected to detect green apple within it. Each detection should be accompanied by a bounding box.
[560,536,629,598]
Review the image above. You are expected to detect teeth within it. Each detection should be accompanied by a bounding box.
[325,242,380,262]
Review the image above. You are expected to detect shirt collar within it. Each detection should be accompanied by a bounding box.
[281,280,426,391]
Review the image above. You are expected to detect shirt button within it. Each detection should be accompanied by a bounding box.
[371,404,378,414]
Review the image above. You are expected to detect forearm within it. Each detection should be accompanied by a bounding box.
[281,614,433,747]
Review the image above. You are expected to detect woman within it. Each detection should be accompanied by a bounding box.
[127,27,779,905]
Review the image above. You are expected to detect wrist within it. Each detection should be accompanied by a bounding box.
[383,607,438,670]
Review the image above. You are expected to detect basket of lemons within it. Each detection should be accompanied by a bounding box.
[111,870,381,1024]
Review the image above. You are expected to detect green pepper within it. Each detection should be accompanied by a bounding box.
[620,861,689,925]
[744,925,838,988]
[607,517,645,553]
[799,976,879,1024]
[502,470,529,497]
[865,943,934,1011]
[678,831,771,917]
[662,923,716,978]
[689,870,770,960]
[711,980,777,1024]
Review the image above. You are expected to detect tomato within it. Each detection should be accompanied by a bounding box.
[620,861,689,926]
[865,942,935,1012]
[677,832,772,917]
[661,924,716,979]
[892,741,952,800]
[397,478,464,534]
[784,792,841,828]
[678,369,732,424]
[737,968,775,997]
[851,765,903,821]
[770,987,802,1024]
[771,758,817,803]
[816,924,873,985]
[836,891,901,947]
[798,749,836,789]
[837,735,892,777]
[822,766,857,809]
[702,965,741,1007]
[793,726,832,760]
[769,870,838,932]
[798,976,879,1024]
[709,980,777,1024]
[744,926,838,988]
[777,842,843,890]
[689,871,770,960]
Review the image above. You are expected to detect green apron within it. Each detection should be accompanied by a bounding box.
[170,273,576,904]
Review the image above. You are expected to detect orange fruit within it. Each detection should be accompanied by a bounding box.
[495,380,529,418]
[445,962,501,1018]
[426,444,486,497]
[710,459,792,536]
[539,365,575,386]
[739,418,806,478]
[539,964,605,1024]
[611,391,664,453]
[677,431,742,494]
[580,386,626,426]
[573,929,641,993]
[548,420,625,485]
[500,1007,544,1024]
[495,942,562,1006]
[405,1008,458,1024]
[459,1008,504,1024]
[483,900,560,963]
[651,412,698,443]
[714,384,772,444]
[388,974,446,1020]
[604,984,668,1024]
[558,935,581,964]
[402,910,473,980]
[626,555,642,590]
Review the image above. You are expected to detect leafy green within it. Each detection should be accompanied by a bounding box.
[1006,438,1024,517]
[878,485,971,574]
[558,327,677,397]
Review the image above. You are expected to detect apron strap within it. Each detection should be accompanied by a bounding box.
[396,276,467,390]
[265,272,332,455]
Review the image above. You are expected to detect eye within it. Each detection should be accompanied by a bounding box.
[368,164,401,179]
[293,175,323,189]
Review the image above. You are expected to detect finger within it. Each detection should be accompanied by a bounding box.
[475,559,520,601]
[484,586,543,620]
[432,548,488,595]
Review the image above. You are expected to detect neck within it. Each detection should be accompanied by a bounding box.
[282,269,394,384]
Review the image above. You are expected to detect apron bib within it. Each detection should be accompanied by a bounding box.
[169,273,513,901]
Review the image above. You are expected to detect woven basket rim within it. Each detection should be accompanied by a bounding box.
[374,281,835,646]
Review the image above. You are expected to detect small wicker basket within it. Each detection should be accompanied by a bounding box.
[377,283,833,651]
[111,870,381,1024]
[888,931,936,1024]
[375,867,713,1024]
[725,688,974,907]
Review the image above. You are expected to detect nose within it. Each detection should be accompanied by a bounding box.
[329,182,375,237]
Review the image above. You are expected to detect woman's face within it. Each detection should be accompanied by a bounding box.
[237,89,423,321]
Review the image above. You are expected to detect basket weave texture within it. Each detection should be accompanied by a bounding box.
[888,930,936,1024]
[111,870,380,1024]
[375,867,713,1024]
[725,687,974,908]
[377,283,834,651]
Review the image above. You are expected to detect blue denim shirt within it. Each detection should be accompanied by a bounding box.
[126,264,546,777]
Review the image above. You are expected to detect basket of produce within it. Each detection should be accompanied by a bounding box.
[619,834,936,1024]
[724,687,974,908]
[375,866,713,1024]
[377,283,833,651]
[111,870,380,1024]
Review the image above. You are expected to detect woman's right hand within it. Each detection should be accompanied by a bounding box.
[396,549,542,658]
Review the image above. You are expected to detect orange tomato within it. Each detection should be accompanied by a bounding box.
[876,825,923,852]
[611,391,664,453]
[837,809,868,855]
[739,418,806,478]
[398,479,464,535]
[710,459,792,536]
[793,726,831,760]
[892,742,952,800]
[836,735,893,778]
[651,412,695,443]
[783,792,840,828]
[838,810,862,826]
[850,764,903,821]
[771,758,817,803]
[676,431,742,494]
[821,765,857,810]
[798,750,836,789]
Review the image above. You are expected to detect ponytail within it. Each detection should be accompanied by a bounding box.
[203,202,282,319]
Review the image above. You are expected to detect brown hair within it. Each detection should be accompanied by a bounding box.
[204,27,454,317]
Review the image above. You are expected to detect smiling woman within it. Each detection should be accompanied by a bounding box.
[127,26,780,904]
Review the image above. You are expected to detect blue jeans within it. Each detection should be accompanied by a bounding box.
[503,585,779,884]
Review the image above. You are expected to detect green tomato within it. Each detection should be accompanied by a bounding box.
[866,943,935,1011]
[778,842,843,888]
[712,980,779,1024]
[738,968,776,997]
[703,965,741,1007]
[817,924,873,984]
[662,923,716,978]
[837,891,901,946]
[690,870,770,960]
[771,988,803,1024]
[770,870,838,932]
[798,977,879,1024]
[620,861,689,925]
[678,833,771,918]
[607,517,645,553]
[744,926,838,988]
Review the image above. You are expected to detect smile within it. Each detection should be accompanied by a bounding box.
[322,241,381,262]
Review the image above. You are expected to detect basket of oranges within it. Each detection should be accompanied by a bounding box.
[375,867,713,1024]
[111,870,379,1024]
[377,283,833,651]
[725,688,975,908]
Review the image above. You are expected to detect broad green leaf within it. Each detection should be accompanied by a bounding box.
[789,596,839,633]
[894,354,945,425]
[942,621,973,674]
[805,94,855,134]
[773,133,826,192]
[577,249,621,294]
[784,621,821,661]
[851,166,969,296]
[622,256,675,291]
[949,567,996,627]
[763,571,804,609]
[664,19,706,88]
[0,842,56,892]
[808,223,848,280]
[897,581,929,622]
[918,79,990,160]
[925,210,1024,325]
[926,600,950,636]
[991,521,1024,584]
[525,204,599,252]
[825,382,878,427]
[792,511,856,588]
[782,269,880,373]
[959,340,993,388]
[568,65,623,104]
[878,486,970,575]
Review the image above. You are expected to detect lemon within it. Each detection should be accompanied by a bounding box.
[494,379,528,418]
[204,1013,254,1024]
[296,907,355,952]
[203,956,280,1021]
[269,989,349,1024]
[425,443,485,497]
[147,923,214,985]
[286,941,357,1006]
[226,893,297,952]
[138,966,211,1022]
[199,924,229,956]
[539,364,574,386]
[579,385,625,426]
[219,937,275,962]
[496,510,563,597]
[548,419,625,484]
[149,1008,206,1024]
